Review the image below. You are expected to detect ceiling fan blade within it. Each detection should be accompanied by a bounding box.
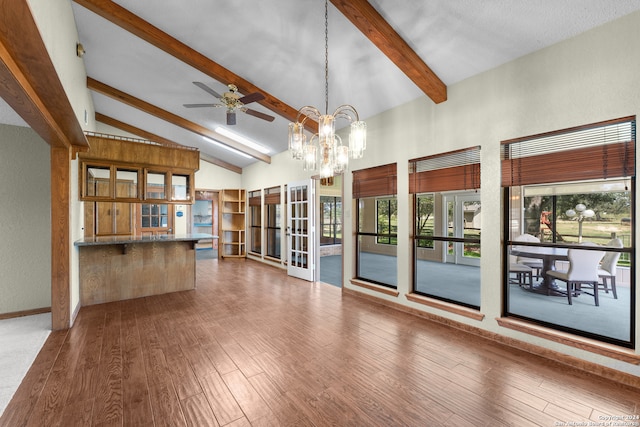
[245,109,275,122]
[183,103,219,108]
[193,82,222,99]
[227,111,237,125]
[238,92,265,105]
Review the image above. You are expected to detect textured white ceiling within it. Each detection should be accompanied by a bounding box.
[3,1,640,169]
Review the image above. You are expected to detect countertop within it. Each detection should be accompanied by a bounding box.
[75,233,218,246]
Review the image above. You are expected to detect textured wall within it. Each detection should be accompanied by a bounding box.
[0,124,51,313]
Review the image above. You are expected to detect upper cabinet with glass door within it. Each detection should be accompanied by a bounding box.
[78,133,199,204]
[81,163,194,204]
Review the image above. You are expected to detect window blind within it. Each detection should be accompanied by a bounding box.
[352,163,397,199]
[409,146,480,193]
[264,186,280,205]
[501,116,635,187]
[248,190,261,206]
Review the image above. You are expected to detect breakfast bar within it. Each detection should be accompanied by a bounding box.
[75,233,216,306]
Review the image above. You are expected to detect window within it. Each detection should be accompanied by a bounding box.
[320,196,342,246]
[141,204,168,228]
[410,147,481,309]
[376,198,397,245]
[415,194,434,249]
[502,116,635,347]
[265,186,281,259]
[249,190,261,255]
[354,163,397,288]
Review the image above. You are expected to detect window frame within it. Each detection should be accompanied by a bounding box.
[501,117,636,348]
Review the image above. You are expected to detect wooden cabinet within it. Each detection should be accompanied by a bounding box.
[85,178,133,237]
[219,189,246,258]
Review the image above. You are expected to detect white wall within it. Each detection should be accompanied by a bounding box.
[243,11,640,375]
[27,0,96,131]
[196,160,242,189]
[0,124,51,314]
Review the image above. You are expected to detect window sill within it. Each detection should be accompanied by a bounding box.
[496,317,640,365]
[350,279,399,297]
[405,293,485,321]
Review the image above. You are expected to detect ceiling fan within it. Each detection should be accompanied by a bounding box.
[183,82,275,125]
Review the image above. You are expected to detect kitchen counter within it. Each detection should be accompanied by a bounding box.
[76,233,217,305]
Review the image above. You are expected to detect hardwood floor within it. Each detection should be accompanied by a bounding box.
[2,258,639,426]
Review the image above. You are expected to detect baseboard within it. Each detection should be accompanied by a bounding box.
[341,287,640,391]
[0,307,51,320]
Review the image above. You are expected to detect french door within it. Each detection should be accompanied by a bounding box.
[443,193,481,267]
[287,180,315,281]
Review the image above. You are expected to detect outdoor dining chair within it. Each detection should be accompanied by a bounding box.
[514,234,544,278]
[598,238,623,299]
[546,243,605,306]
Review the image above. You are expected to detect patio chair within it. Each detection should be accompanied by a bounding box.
[509,254,533,287]
[546,243,605,306]
[598,238,623,299]
[514,234,543,277]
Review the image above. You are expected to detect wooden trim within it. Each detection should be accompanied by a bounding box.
[343,286,640,390]
[51,146,71,330]
[95,112,182,148]
[349,279,399,297]
[352,163,397,199]
[330,0,446,104]
[0,1,88,150]
[82,134,200,170]
[95,113,242,174]
[0,307,51,320]
[200,153,242,174]
[87,77,271,164]
[405,293,485,321]
[73,0,317,132]
[496,317,640,365]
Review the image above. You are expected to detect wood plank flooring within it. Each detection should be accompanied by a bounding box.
[2,257,639,426]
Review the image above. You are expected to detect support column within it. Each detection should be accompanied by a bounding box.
[51,145,71,330]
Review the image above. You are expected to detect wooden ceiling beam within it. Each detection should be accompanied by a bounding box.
[330,0,447,104]
[88,77,270,164]
[73,0,316,131]
[0,0,88,150]
[95,112,242,174]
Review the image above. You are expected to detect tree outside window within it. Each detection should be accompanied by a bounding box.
[416,194,434,248]
[377,198,398,245]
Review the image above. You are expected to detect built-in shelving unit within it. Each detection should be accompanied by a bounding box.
[219,189,246,258]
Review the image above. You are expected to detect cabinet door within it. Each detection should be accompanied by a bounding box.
[96,202,114,235]
[114,202,132,234]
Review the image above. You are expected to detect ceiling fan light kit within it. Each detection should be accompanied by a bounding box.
[288,0,366,179]
[184,82,274,126]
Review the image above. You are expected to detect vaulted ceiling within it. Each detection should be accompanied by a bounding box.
[3,1,640,173]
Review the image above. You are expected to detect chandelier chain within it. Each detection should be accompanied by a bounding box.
[324,0,329,115]
[287,0,366,179]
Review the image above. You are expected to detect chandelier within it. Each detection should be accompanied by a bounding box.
[288,0,366,179]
